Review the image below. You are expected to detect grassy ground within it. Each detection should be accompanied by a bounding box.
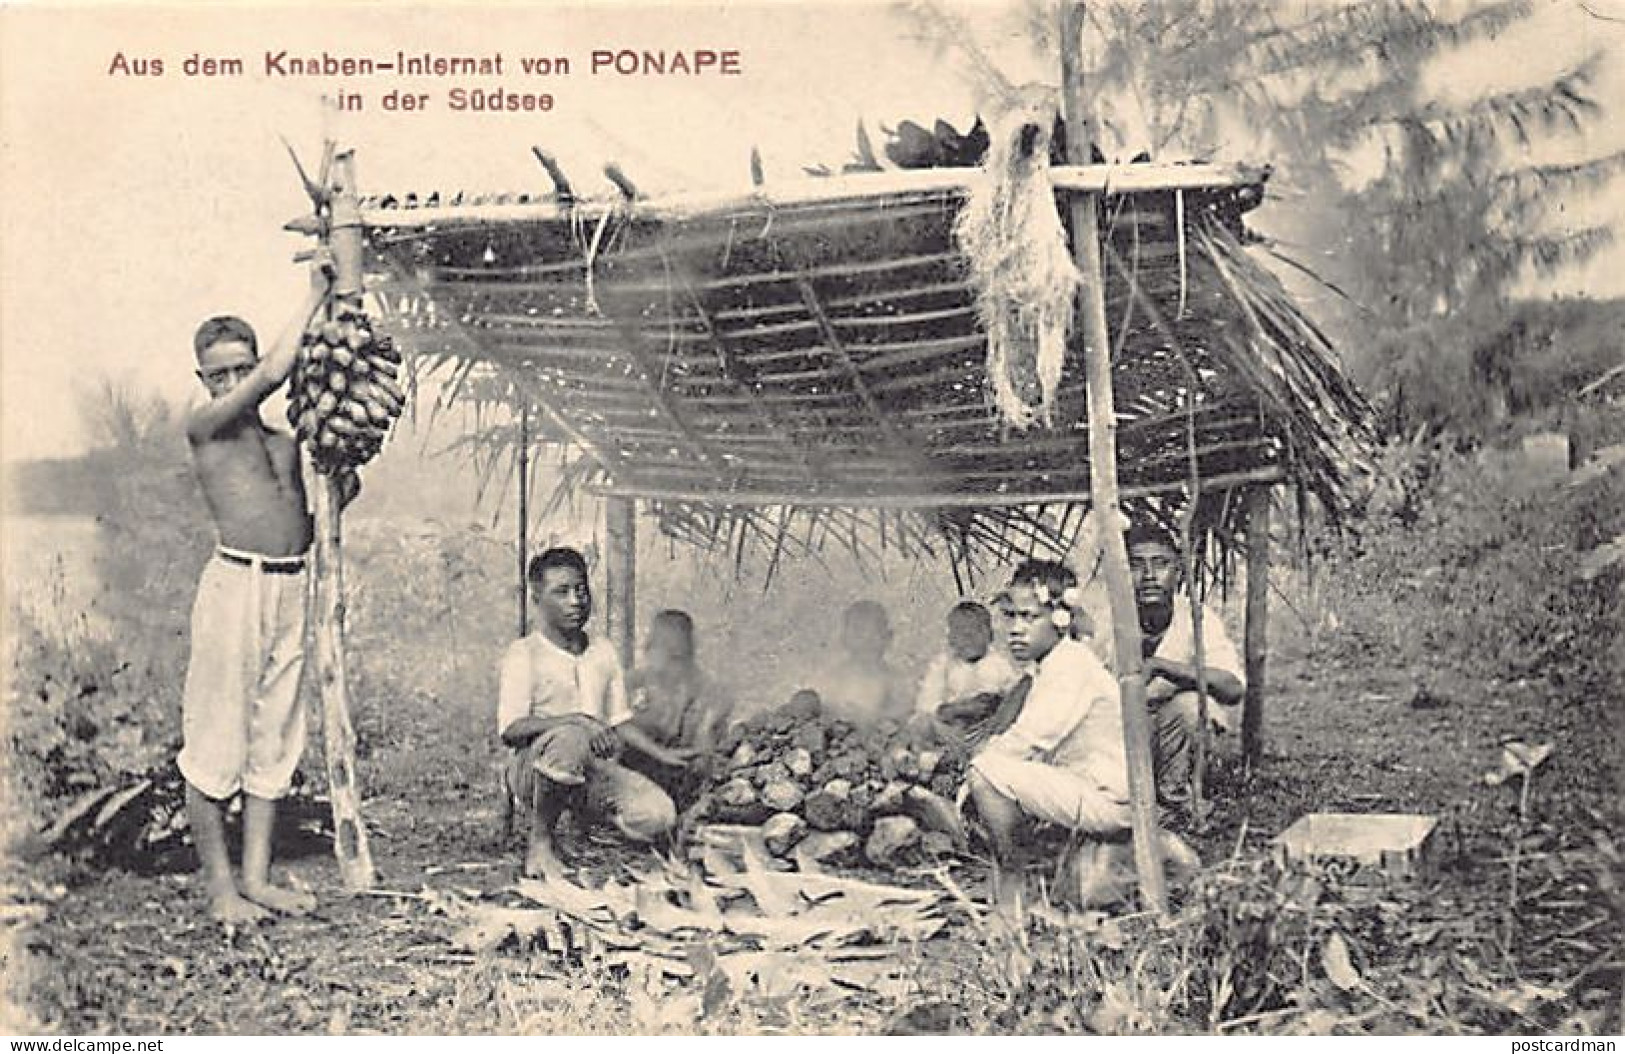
[3,439,1620,1034]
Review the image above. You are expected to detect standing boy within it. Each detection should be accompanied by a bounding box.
[180,257,357,922]
[498,548,676,880]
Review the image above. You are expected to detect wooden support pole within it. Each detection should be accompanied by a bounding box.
[1242,485,1271,769]
[310,477,377,890]
[517,404,531,638]
[312,149,376,891]
[604,496,637,674]
[1061,2,1165,911]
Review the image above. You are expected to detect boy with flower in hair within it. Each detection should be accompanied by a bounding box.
[966,559,1197,898]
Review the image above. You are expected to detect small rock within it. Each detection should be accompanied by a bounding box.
[795,830,860,868]
[829,750,870,780]
[762,812,807,856]
[730,742,758,769]
[717,778,757,808]
[1408,686,1448,711]
[903,785,966,842]
[760,779,805,813]
[865,815,921,867]
[921,831,957,857]
[918,750,941,778]
[789,722,827,754]
[823,778,853,800]
[872,780,910,814]
[750,761,793,788]
[783,747,814,778]
[781,690,823,722]
[803,790,866,832]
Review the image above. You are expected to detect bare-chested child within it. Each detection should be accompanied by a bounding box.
[806,600,911,727]
[179,256,359,923]
[622,609,733,808]
[913,600,1023,740]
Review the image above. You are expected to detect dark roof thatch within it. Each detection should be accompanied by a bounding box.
[355,161,1375,581]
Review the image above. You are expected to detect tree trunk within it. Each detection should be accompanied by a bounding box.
[1061,1,1165,911]
[518,405,531,638]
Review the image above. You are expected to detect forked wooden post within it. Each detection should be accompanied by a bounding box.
[604,495,637,674]
[311,150,377,891]
[1242,485,1271,768]
[1060,1,1165,910]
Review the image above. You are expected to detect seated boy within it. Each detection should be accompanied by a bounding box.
[621,609,733,808]
[808,600,911,727]
[1126,521,1246,807]
[914,600,1023,737]
[965,560,1196,900]
[498,548,676,881]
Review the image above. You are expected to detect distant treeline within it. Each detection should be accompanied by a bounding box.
[6,452,132,518]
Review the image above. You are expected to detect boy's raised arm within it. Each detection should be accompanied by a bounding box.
[187,263,331,442]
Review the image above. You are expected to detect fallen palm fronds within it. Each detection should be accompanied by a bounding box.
[426,841,950,1012]
[28,768,332,872]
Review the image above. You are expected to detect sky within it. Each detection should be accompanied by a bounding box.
[2,0,1623,463]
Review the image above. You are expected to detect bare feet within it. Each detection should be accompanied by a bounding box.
[990,865,1026,913]
[208,891,272,924]
[523,840,568,882]
[1158,830,1202,877]
[242,880,317,916]
[1072,841,1133,909]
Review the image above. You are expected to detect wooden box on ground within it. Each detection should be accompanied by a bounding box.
[1273,812,1440,882]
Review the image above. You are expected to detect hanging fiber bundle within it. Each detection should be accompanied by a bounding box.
[953,89,1081,429]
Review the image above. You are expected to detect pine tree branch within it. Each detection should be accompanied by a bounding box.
[1406,53,1603,145]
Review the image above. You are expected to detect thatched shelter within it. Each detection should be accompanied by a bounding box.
[312,122,1377,905]
[355,157,1374,587]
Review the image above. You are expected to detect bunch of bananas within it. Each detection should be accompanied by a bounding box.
[287,304,405,473]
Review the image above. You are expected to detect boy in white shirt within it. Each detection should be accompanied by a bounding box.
[1126,521,1246,806]
[966,560,1197,898]
[498,548,676,880]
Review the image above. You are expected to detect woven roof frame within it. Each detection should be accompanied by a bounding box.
[359,161,1375,574]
